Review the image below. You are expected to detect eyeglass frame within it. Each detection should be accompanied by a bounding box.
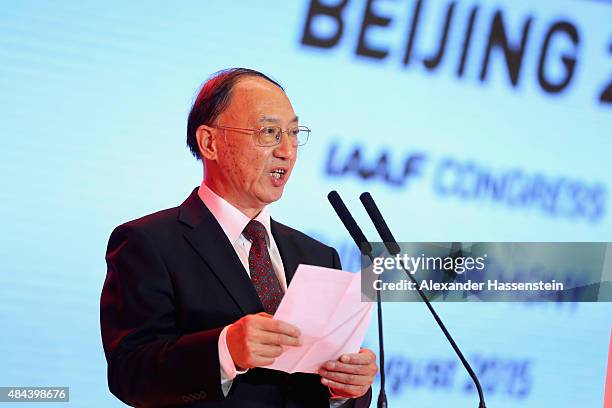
[212,124,310,147]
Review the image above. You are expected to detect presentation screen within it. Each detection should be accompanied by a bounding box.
[1,1,610,406]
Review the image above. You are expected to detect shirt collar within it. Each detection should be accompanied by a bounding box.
[197,181,272,245]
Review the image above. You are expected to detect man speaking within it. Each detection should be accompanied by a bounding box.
[100,68,377,407]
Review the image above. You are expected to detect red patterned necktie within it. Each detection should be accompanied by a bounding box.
[242,220,283,314]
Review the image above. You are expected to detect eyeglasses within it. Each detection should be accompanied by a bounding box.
[214,125,310,147]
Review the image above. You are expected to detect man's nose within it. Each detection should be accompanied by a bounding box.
[273,132,297,160]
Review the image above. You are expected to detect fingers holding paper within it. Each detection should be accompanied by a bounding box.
[318,348,378,398]
[227,312,302,369]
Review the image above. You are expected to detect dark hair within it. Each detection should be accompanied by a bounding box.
[186,68,284,159]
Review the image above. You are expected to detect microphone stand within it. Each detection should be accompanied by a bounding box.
[327,191,388,408]
[359,192,486,408]
[364,249,388,408]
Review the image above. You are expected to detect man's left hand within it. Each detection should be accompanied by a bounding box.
[318,348,377,399]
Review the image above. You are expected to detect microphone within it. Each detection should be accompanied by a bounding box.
[327,191,372,256]
[359,192,486,408]
[327,191,387,408]
[358,193,400,256]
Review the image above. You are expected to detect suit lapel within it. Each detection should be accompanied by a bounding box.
[271,219,301,287]
[179,189,264,315]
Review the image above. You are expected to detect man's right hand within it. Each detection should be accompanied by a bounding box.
[226,312,301,370]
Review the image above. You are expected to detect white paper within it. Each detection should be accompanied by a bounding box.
[268,264,373,374]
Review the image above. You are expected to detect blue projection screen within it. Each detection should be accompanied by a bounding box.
[1,1,611,407]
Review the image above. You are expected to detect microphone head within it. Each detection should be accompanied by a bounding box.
[327,191,372,255]
[359,192,401,255]
[327,190,341,205]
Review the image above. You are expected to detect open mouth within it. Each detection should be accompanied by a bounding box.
[270,168,286,180]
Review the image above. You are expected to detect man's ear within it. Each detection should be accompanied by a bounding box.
[196,125,218,160]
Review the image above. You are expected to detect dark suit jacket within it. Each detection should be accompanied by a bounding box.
[100,188,372,408]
